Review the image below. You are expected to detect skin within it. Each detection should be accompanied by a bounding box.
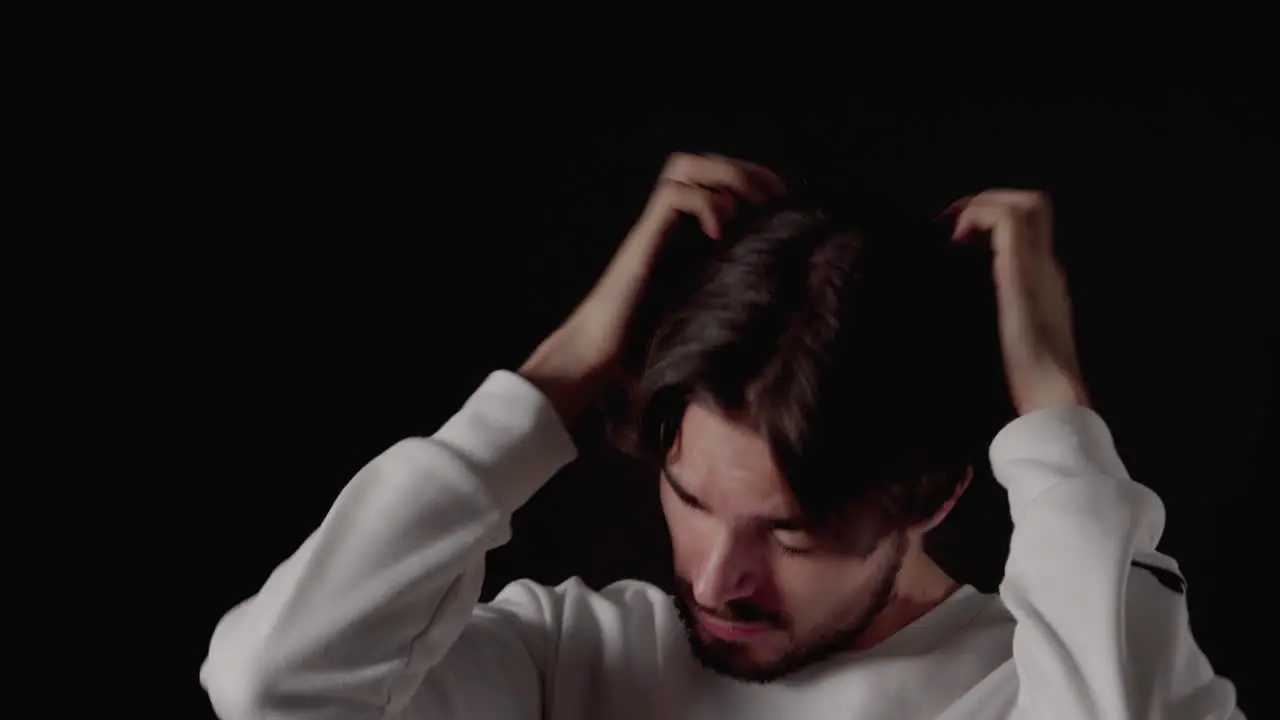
[521,153,1089,680]
[660,402,964,680]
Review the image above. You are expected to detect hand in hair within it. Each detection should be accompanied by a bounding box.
[947,189,1090,415]
[522,153,787,425]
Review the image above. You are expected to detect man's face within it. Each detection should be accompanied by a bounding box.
[659,402,906,683]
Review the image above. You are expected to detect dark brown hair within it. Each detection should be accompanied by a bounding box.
[616,195,1008,538]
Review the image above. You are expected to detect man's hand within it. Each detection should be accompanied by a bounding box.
[948,189,1091,415]
[521,153,786,425]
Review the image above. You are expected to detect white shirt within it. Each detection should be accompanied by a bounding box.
[200,371,1243,719]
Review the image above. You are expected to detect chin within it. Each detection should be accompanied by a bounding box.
[676,603,795,683]
[673,592,883,684]
[688,635,797,684]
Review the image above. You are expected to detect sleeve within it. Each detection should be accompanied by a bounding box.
[198,370,579,720]
[990,405,1245,720]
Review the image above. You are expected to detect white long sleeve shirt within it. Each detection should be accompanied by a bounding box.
[200,370,1243,719]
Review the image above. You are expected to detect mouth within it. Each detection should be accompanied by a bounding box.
[696,610,773,642]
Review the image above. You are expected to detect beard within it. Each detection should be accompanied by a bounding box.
[671,531,907,684]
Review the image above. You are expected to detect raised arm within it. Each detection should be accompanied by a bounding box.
[199,153,785,720]
[950,189,1243,718]
[991,405,1242,719]
[199,371,578,719]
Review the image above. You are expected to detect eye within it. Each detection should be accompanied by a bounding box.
[773,531,817,557]
[663,472,707,512]
[677,490,704,512]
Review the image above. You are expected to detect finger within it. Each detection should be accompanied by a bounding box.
[664,153,783,203]
[705,154,788,197]
[659,180,734,239]
[955,204,1054,274]
[696,185,738,238]
[951,210,980,242]
[943,190,1050,220]
[964,190,1052,234]
[664,153,769,203]
[708,186,737,228]
[939,195,975,219]
[956,195,1053,251]
[950,202,1006,243]
[968,188,1050,212]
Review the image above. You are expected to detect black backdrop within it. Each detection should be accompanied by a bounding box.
[187,96,1273,717]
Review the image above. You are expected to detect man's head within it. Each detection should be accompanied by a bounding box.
[621,198,1005,682]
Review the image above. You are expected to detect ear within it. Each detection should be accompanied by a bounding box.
[917,465,973,534]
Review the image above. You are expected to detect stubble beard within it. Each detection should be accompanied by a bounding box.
[671,532,907,684]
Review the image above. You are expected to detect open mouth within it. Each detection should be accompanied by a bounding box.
[696,610,773,641]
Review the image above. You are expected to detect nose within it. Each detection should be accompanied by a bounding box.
[693,529,762,610]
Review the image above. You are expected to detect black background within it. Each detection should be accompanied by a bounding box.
[180,86,1273,717]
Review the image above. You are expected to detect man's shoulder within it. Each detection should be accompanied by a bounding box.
[479,576,681,653]
[488,576,673,617]
[945,589,1015,655]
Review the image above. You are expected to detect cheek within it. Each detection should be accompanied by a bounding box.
[773,555,874,620]
[659,484,712,575]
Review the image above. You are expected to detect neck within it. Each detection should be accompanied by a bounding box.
[850,549,958,650]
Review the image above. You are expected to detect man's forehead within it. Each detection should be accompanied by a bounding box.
[668,404,799,518]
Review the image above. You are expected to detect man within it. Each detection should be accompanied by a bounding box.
[200,154,1242,718]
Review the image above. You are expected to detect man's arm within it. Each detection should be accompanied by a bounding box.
[199,153,784,719]
[991,404,1243,719]
[199,370,577,719]
[949,190,1243,717]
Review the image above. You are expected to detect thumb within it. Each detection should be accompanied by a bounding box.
[951,204,993,243]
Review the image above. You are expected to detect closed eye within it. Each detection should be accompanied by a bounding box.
[773,530,817,556]
[663,470,707,512]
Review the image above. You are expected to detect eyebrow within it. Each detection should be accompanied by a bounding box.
[662,466,808,531]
